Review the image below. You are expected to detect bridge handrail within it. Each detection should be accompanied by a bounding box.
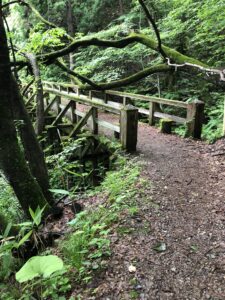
[43,81,188,108]
[35,81,204,139]
[43,86,121,115]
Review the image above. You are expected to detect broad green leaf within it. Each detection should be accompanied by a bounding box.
[16,255,64,283]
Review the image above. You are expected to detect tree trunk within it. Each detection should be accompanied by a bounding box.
[11,78,54,205]
[26,53,45,135]
[0,4,50,215]
[67,0,75,69]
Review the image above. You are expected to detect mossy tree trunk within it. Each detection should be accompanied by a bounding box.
[25,53,45,135]
[11,78,53,205]
[0,4,50,215]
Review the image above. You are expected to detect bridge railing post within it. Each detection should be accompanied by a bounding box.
[91,107,98,135]
[186,100,205,139]
[120,105,138,152]
[149,101,156,125]
[104,93,107,104]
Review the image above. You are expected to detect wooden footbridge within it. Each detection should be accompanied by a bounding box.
[24,81,205,151]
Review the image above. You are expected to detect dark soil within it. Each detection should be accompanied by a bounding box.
[76,122,225,300]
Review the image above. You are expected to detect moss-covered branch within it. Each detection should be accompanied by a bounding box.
[39,33,208,68]
[39,35,137,63]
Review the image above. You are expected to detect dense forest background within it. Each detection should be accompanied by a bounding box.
[6,0,225,141]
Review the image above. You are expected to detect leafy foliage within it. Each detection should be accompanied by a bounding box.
[202,94,224,142]
[47,135,120,194]
[16,255,64,282]
[61,157,140,282]
[20,23,66,54]
[0,176,21,222]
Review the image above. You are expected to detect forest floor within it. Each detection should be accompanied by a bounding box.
[72,120,225,300]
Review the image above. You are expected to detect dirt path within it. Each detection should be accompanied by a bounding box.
[88,123,225,300]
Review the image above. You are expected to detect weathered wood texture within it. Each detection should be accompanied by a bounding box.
[120,105,138,151]
[186,100,205,139]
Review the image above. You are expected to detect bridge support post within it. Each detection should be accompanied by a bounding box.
[186,100,205,139]
[55,96,61,115]
[92,107,98,135]
[70,101,77,123]
[120,105,138,152]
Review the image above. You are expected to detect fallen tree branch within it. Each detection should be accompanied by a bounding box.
[167,58,225,81]
[8,2,222,89]
[39,33,207,69]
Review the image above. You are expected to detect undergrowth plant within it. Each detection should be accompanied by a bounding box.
[202,96,224,143]
[0,176,22,222]
[61,156,141,283]
[47,135,121,196]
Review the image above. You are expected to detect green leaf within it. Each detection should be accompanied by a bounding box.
[16,230,33,248]
[30,206,46,226]
[49,189,70,195]
[3,222,12,238]
[15,255,64,283]
[17,222,33,227]
[63,168,82,176]
[29,207,35,221]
